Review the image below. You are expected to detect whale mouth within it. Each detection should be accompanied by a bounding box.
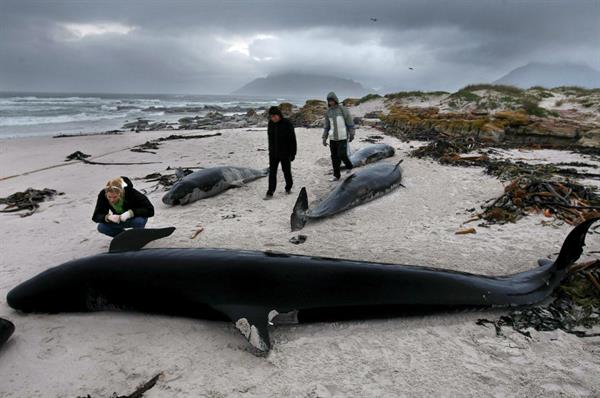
[161,194,179,206]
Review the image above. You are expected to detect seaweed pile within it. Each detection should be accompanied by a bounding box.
[0,188,63,217]
[410,132,600,176]
[411,135,487,166]
[137,167,195,193]
[408,134,600,227]
[129,132,222,154]
[485,160,600,181]
[130,141,160,154]
[478,260,600,338]
[475,178,600,226]
[65,151,91,161]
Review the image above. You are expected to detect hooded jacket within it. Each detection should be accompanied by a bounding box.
[92,176,155,223]
[322,91,355,141]
[268,117,297,159]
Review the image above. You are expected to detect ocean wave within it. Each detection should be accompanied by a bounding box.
[0,94,300,133]
[0,112,129,126]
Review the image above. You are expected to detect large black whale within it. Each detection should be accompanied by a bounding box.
[6,218,596,354]
[291,161,403,231]
[162,166,268,205]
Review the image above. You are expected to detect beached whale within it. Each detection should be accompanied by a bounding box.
[162,166,268,205]
[7,218,596,354]
[0,318,15,350]
[346,143,395,168]
[292,160,403,231]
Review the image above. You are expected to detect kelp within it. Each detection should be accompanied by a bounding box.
[0,188,63,217]
[478,260,600,338]
[476,178,600,226]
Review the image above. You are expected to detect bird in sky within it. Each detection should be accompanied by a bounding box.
[370,18,378,22]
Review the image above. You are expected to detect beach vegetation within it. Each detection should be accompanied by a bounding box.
[461,84,523,97]
[356,93,382,105]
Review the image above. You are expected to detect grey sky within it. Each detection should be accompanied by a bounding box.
[1,0,599,94]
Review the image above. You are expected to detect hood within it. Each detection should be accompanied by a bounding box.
[120,176,134,191]
[326,92,339,106]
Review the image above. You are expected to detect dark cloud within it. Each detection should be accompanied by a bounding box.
[1,0,598,93]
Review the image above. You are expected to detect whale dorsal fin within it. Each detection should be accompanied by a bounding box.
[109,227,176,253]
[213,304,272,354]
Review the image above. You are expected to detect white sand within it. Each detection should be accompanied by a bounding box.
[1,127,600,397]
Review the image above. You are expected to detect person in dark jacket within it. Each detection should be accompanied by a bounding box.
[92,176,154,237]
[265,106,297,199]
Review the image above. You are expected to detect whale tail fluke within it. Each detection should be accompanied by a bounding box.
[554,216,600,270]
[291,187,309,231]
[109,227,176,253]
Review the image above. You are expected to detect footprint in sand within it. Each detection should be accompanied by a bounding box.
[37,326,68,360]
[162,356,193,382]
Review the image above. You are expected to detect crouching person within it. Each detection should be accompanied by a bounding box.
[92,176,154,237]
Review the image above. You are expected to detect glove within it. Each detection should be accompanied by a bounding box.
[120,209,134,222]
[106,210,121,224]
[349,131,355,142]
[290,155,295,162]
[322,138,328,147]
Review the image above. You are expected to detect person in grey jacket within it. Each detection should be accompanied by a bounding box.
[322,91,355,180]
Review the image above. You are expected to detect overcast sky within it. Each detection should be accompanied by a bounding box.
[1,0,599,94]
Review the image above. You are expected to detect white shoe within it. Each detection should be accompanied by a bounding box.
[328,176,340,182]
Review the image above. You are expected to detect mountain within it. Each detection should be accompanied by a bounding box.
[232,73,370,98]
[494,62,600,88]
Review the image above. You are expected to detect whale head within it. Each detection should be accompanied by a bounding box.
[7,263,90,313]
[162,180,195,205]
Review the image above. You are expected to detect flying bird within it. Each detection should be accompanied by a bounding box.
[409,67,414,70]
[370,18,378,22]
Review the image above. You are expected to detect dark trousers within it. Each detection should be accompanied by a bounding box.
[330,139,353,178]
[268,155,293,194]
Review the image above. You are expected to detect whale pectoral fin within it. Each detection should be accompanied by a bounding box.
[214,305,272,353]
[109,227,176,253]
[270,310,299,325]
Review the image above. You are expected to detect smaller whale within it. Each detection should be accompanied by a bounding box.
[162,166,268,205]
[0,318,15,350]
[292,161,403,231]
[346,143,395,168]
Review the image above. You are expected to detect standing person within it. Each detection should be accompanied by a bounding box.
[265,106,297,199]
[92,176,155,237]
[322,91,355,181]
